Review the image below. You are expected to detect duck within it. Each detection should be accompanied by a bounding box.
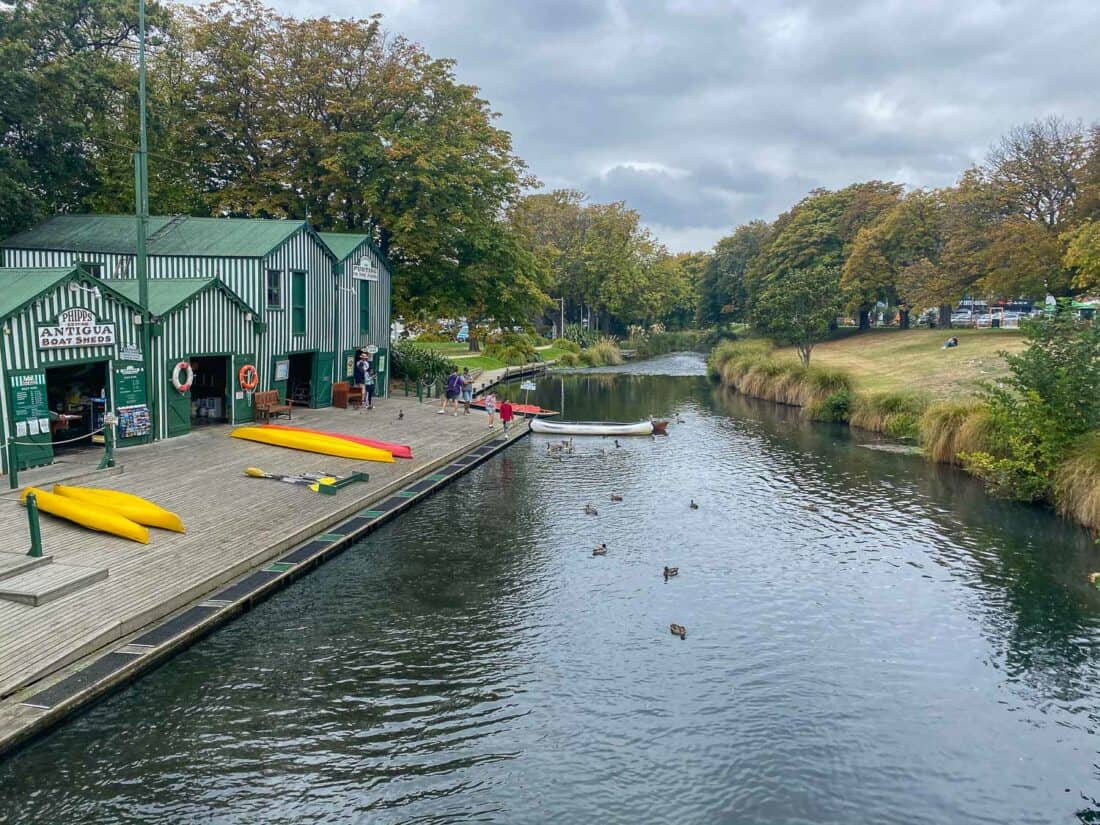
[614,439,622,448]
[663,566,679,581]
[584,504,598,516]
[676,416,685,424]
[689,499,699,510]
[670,623,687,640]
[610,493,623,502]
[803,503,819,512]
[592,543,608,556]
[397,409,404,421]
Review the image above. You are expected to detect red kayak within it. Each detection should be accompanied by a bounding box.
[260,425,413,459]
[469,400,558,417]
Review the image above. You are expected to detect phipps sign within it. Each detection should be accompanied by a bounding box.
[37,308,116,350]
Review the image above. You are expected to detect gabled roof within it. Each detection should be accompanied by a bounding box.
[317,231,391,270]
[0,267,143,320]
[2,215,325,259]
[109,277,256,318]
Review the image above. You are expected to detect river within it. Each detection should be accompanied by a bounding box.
[2,353,1098,824]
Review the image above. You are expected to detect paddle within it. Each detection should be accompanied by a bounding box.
[244,467,338,492]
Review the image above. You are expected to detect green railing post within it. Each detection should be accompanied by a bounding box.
[97,418,115,470]
[25,491,43,558]
[416,379,423,403]
[8,442,18,491]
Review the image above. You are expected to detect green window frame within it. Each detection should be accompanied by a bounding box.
[358,280,370,335]
[291,270,306,335]
[77,260,104,279]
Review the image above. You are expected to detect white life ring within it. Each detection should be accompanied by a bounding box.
[172,361,194,393]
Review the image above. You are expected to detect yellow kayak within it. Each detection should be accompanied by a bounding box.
[52,485,185,533]
[230,426,394,463]
[21,487,149,544]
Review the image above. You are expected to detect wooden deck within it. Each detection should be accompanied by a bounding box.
[0,393,508,703]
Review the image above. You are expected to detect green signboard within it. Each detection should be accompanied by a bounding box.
[113,363,150,444]
[7,372,53,469]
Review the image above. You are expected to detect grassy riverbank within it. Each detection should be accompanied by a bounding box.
[709,331,1100,532]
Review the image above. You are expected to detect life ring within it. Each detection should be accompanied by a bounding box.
[171,361,194,393]
[238,363,259,391]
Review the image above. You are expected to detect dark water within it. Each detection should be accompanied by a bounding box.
[3,353,1100,824]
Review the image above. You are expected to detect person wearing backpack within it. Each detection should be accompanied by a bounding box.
[438,366,463,416]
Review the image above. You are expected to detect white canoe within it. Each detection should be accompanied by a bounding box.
[530,419,653,436]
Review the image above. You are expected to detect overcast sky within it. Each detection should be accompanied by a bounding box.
[245,0,1099,252]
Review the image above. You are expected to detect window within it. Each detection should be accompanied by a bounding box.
[291,270,306,335]
[358,280,370,335]
[78,261,103,279]
[266,269,282,308]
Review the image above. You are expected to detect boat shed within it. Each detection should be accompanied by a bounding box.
[0,267,148,473]
[1,215,341,412]
[318,231,393,396]
[110,278,259,438]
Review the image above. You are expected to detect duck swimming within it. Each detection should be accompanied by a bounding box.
[663,566,679,581]
[689,499,699,510]
[584,504,598,516]
[670,623,687,640]
[592,543,608,556]
[610,493,623,502]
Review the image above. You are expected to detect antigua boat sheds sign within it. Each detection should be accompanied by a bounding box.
[37,308,116,350]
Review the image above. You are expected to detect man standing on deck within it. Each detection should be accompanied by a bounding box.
[439,366,463,415]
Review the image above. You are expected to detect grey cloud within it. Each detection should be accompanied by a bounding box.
[231,0,1100,251]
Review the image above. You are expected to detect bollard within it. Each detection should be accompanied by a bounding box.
[416,380,423,403]
[97,423,115,470]
[7,442,18,491]
[25,491,43,558]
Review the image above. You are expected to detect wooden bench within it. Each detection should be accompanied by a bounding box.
[254,390,292,422]
[332,382,364,409]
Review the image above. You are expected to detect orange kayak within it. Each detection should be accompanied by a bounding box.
[259,424,413,459]
[470,400,557,417]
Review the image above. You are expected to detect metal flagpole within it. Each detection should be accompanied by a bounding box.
[134,0,155,438]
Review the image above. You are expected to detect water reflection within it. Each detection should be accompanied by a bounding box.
[2,353,1099,824]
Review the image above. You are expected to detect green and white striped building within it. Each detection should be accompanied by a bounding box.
[0,215,393,458]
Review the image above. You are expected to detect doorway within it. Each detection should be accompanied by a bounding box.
[189,355,230,425]
[287,352,314,407]
[45,360,109,454]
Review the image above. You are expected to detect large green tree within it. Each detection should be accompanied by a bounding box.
[752,265,843,365]
[697,220,770,325]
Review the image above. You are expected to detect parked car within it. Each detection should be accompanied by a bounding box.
[456,323,469,342]
[951,310,973,325]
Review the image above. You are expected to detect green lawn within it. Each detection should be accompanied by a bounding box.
[777,328,1027,398]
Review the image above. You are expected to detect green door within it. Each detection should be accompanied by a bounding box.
[313,351,334,407]
[7,371,53,470]
[372,347,388,397]
[272,353,288,402]
[232,353,256,424]
[165,358,191,438]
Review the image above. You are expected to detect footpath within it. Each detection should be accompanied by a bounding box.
[0,393,528,755]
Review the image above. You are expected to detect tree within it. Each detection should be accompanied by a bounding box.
[1064,220,1100,291]
[698,220,769,324]
[752,265,843,365]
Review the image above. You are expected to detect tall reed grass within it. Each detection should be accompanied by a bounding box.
[580,340,624,367]
[849,392,928,439]
[918,401,997,464]
[1054,432,1100,531]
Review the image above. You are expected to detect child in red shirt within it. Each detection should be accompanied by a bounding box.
[499,399,514,434]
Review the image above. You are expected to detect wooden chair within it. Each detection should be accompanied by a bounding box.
[254,390,292,422]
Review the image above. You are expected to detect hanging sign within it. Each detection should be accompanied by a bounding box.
[365,344,379,355]
[352,257,379,281]
[37,308,116,350]
[519,380,537,391]
[119,343,142,361]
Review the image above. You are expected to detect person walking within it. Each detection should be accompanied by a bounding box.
[484,391,497,428]
[460,367,474,414]
[439,366,462,415]
[362,363,375,409]
[499,398,514,434]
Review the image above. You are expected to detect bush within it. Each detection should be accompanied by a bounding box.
[919,401,996,464]
[486,331,536,365]
[391,341,452,385]
[563,323,598,349]
[556,351,581,367]
[850,392,928,439]
[805,388,852,423]
[413,330,451,343]
[583,340,624,367]
[552,337,581,354]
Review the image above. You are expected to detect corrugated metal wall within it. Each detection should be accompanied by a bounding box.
[336,240,392,390]
[260,229,335,377]
[151,286,258,433]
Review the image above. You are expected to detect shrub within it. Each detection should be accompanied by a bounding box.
[552,337,581,354]
[556,351,581,367]
[583,340,624,367]
[563,323,598,349]
[1054,432,1100,531]
[850,392,927,439]
[805,388,852,423]
[413,330,451,343]
[486,331,536,365]
[919,401,995,464]
[391,341,452,385]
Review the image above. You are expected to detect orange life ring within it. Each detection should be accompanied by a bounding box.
[238,363,259,391]
[171,361,194,393]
